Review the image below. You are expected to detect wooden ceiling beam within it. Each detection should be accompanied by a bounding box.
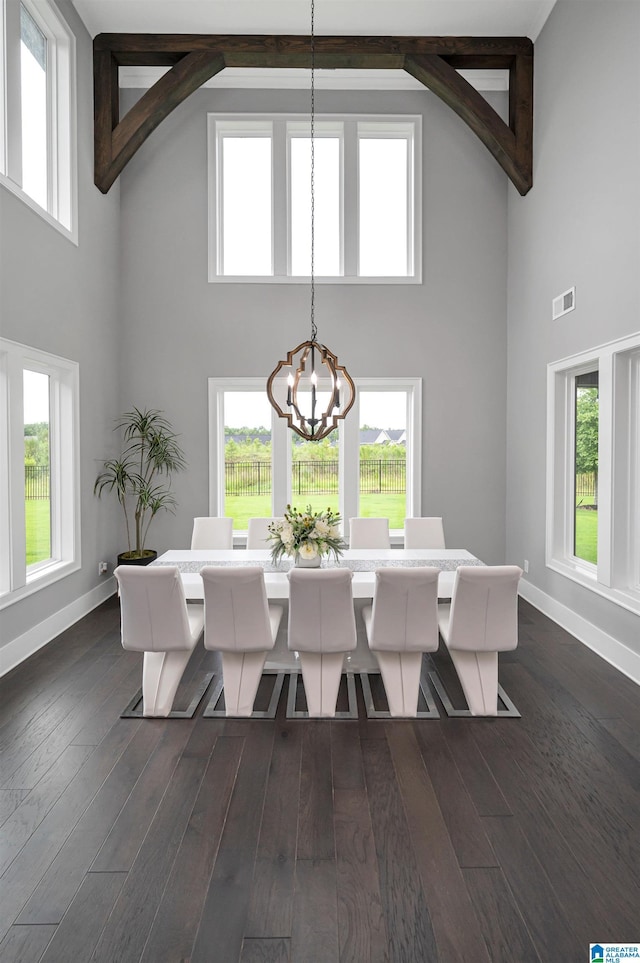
[94,34,533,195]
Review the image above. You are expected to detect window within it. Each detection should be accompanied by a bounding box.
[0,0,77,240]
[0,338,80,606]
[208,377,421,533]
[208,114,421,283]
[547,332,640,614]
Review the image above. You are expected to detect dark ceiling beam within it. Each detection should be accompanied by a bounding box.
[94,34,533,195]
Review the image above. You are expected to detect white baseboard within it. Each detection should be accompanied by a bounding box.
[0,578,117,677]
[519,579,640,686]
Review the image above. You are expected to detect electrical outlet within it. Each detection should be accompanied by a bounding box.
[98,561,109,576]
[523,559,529,574]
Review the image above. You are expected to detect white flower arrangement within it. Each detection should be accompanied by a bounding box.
[267,505,345,564]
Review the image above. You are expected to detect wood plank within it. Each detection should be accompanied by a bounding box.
[0,744,94,876]
[190,724,275,963]
[297,723,335,861]
[439,719,512,816]
[90,719,198,871]
[334,789,387,963]
[90,724,215,963]
[0,925,56,963]
[413,723,498,868]
[39,872,127,963]
[0,790,29,827]
[482,815,584,958]
[474,676,640,939]
[291,859,339,963]
[361,736,437,961]
[245,722,302,939]
[499,663,640,878]
[463,867,541,963]
[240,939,291,963]
[0,720,140,943]
[331,719,365,791]
[385,724,491,963]
[15,720,168,925]
[140,736,243,963]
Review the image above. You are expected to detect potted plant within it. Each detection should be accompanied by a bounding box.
[94,407,187,564]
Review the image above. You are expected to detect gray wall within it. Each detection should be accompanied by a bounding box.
[506,1,640,656]
[0,0,122,655]
[118,86,509,564]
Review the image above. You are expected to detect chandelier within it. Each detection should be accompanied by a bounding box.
[266,0,355,441]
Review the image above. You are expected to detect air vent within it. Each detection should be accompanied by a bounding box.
[552,286,576,320]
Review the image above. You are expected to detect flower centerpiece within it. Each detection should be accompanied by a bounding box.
[268,505,345,566]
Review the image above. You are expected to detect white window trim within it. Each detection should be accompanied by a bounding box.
[546,331,640,616]
[208,376,421,538]
[0,0,78,243]
[0,338,80,609]
[207,113,422,284]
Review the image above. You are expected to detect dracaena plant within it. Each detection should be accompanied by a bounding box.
[94,407,186,558]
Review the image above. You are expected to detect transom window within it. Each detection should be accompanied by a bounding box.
[0,0,77,240]
[208,114,421,283]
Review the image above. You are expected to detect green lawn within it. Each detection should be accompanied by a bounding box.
[25,499,51,565]
[575,508,597,564]
[225,493,406,529]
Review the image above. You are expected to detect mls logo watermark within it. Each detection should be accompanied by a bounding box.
[590,945,640,962]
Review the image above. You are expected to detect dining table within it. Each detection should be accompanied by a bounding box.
[151,547,483,677]
[151,547,484,601]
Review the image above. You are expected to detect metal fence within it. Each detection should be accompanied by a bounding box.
[575,472,597,500]
[25,465,50,499]
[225,460,406,496]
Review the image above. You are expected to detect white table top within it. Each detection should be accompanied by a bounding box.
[153,548,482,600]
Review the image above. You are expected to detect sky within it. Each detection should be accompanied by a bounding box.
[225,389,407,429]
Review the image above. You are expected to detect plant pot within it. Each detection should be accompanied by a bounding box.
[116,550,157,567]
[294,554,321,568]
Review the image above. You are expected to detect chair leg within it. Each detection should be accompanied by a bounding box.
[221,651,268,716]
[142,649,194,717]
[298,652,345,717]
[448,650,499,716]
[374,651,423,717]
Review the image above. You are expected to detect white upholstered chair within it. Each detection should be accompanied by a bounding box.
[404,516,446,550]
[349,517,390,549]
[287,568,357,717]
[438,565,522,716]
[114,565,204,717]
[201,566,283,716]
[362,567,440,716]
[246,517,282,549]
[190,516,233,549]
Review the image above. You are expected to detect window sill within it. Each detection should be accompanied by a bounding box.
[208,274,421,285]
[546,557,640,617]
[0,558,81,610]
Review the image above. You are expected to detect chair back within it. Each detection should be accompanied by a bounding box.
[201,566,276,652]
[288,568,357,653]
[404,517,445,550]
[247,517,282,549]
[349,517,390,549]
[368,567,440,652]
[447,565,522,652]
[115,565,194,652]
[191,516,233,549]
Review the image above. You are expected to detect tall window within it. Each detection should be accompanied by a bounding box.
[0,0,76,239]
[208,114,421,283]
[547,333,640,615]
[0,339,80,606]
[208,377,421,532]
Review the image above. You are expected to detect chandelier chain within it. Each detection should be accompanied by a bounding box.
[310,0,317,342]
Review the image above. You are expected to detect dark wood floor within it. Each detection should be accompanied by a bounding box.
[1,595,639,963]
